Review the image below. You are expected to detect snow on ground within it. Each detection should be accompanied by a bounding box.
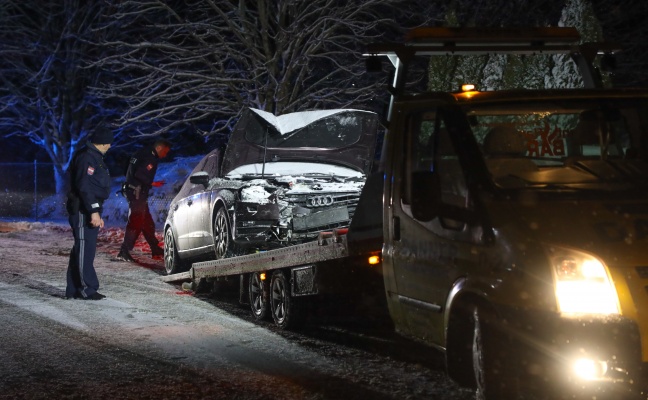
[0,221,475,400]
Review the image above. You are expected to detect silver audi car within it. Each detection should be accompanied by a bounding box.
[163,108,379,274]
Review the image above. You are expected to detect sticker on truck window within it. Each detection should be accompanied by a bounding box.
[522,126,569,157]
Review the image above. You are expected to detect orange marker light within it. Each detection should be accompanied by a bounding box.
[461,84,476,92]
[260,272,266,281]
[368,255,381,265]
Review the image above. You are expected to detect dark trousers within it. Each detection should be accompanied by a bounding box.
[66,211,100,298]
[121,194,160,253]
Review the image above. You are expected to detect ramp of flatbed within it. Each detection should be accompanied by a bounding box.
[160,270,192,283]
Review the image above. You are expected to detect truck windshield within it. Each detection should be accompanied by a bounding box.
[464,98,648,190]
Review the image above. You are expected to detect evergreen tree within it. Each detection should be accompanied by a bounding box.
[428,0,607,91]
[548,0,607,88]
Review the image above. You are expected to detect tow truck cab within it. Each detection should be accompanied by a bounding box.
[370,28,648,398]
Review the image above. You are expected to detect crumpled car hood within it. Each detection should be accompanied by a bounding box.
[208,176,365,203]
[221,108,379,177]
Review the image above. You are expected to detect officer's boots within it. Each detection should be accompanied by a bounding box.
[116,249,136,263]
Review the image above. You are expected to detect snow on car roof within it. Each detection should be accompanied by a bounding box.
[249,108,372,135]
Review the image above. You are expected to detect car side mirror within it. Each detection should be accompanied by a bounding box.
[410,170,439,222]
[189,171,209,187]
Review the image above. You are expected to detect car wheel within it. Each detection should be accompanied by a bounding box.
[213,206,230,260]
[164,228,185,275]
[249,272,269,320]
[270,270,301,329]
[472,305,516,400]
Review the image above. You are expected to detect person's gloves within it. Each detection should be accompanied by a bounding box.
[151,180,165,187]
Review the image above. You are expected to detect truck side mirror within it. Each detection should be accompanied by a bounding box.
[189,171,209,187]
[410,170,439,222]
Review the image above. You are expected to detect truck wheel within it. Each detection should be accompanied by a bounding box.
[472,306,516,400]
[270,270,300,329]
[164,228,185,275]
[213,206,230,260]
[249,272,269,320]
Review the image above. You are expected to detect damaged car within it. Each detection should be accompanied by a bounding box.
[163,108,379,274]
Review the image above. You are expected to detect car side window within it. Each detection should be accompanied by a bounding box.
[402,112,472,230]
[435,125,470,210]
[202,152,221,179]
[401,111,432,205]
[402,110,471,223]
[176,156,209,199]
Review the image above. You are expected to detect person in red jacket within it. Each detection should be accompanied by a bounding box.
[66,126,114,300]
[116,139,171,262]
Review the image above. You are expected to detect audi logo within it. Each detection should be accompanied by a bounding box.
[307,195,334,207]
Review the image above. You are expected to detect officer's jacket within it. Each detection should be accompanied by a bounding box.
[125,147,160,193]
[70,144,112,214]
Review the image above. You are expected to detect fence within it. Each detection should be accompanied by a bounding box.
[0,161,175,228]
[0,161,57,219]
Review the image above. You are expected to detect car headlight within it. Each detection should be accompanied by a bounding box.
[547,245,620,315]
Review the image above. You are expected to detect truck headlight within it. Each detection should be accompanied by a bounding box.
[547,245,620,315]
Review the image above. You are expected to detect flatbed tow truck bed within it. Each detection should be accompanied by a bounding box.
[160,222,384,331]
[160,229,351,284]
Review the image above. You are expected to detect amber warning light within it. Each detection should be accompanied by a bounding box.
[461,84,476,92]
[368,255,381,265]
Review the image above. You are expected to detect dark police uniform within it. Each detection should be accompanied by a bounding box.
[66,143,112,299]
[120,146,163,255]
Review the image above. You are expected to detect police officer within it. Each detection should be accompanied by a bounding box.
[116,139,171,262]
[66,126,114,300]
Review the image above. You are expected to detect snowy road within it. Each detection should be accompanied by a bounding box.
[0,221,474,399]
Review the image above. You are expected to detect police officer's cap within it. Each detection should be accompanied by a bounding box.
[92,126,114,145]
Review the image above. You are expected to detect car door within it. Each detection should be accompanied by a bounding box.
[390,108,481,345]
[192,151,221,250]
[172,157,210,251]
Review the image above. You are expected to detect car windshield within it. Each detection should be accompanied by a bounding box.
[245,111,367,148]
[464,98,648,190]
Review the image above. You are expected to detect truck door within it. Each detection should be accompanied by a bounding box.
[389,109,481,345]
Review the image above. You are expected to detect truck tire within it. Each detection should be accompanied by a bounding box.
[213,206,230,260]
[249,272,269,320]
[472,305,517,400]
[270,270,300,329]
[163,228,185,275]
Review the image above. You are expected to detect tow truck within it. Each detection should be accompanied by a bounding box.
[163,27,648,399]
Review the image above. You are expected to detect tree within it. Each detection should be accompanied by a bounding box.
[0,0,123,198]
[427,0,609,92]
[96,0,440,137]
[589,0,648,87]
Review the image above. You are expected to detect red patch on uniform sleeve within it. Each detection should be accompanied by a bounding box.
[87,166,95,175]
[146,164,153,171]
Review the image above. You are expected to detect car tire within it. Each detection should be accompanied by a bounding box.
[472,305,517,400]
[249,272,269,320]
[212,206,230,260]
[164,228,185,275]
[270,270,301,329]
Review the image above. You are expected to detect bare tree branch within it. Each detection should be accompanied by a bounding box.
[95,0,439,137]
[0,0,122,195]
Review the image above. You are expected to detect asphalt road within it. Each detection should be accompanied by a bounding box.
[0,222,474,400]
